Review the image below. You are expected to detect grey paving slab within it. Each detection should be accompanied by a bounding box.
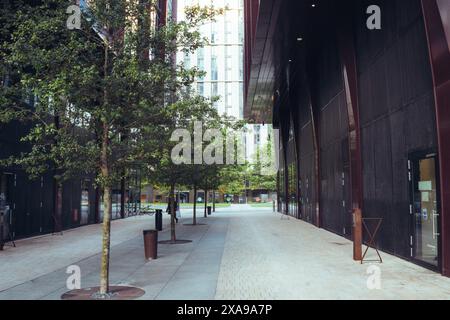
[215,210,450,300]
[1,206,450,300]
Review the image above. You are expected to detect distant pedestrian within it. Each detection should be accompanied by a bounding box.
[166,200,180,223]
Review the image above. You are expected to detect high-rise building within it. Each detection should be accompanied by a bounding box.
[176,0,270,162]
[177,0,244,119]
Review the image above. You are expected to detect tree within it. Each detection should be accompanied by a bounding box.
[217,163,246,200]
[215,127,248,201]
[183,161,202,225]
[198,164,215,217]
[146,149,187,243]
[195,118,246,210]
[151,91,241,225]
[0,0,219,297]
[147,95,222,237]
[248,134,277,194]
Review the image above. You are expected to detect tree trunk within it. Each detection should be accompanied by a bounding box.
[99,185,112,295]
[170,183,176,242]
[204,188,208,218]
[213,190,216,212]
[99,44,111,296]
[120,176,125,219]
[94,187,101,224]
[99,122,112,295]
[193,184,197,225]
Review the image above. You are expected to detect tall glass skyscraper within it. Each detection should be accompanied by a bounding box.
[177,0,270,161]
[177,0,244,119]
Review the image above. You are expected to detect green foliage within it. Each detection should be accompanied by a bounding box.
[248,132,277,192]
[218,163,248,195]
[0,0,222,188]
[0,0,258,195]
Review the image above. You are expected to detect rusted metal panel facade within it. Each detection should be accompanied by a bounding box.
[245,0,450,275]
[354,0,437,258]
[421,0,450,276]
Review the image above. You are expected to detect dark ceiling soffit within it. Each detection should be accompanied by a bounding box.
[245,0,281,124]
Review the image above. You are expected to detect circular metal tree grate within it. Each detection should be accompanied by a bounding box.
[61,286,145,300]
[158,240,192,245]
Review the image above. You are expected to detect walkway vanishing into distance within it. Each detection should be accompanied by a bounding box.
[1,205,450,300]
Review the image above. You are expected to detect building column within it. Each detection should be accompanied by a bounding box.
[337,3,364,260]
[304,72,321,228]
[337,7,363,213]
[421,0,450,277]
[280,101,290,216]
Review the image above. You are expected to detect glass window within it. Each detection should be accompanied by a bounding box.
[211,55,218,81]
[211,82,218,97]
[197,82,204,96]
[197,48,205,80]
[184,52,191,69]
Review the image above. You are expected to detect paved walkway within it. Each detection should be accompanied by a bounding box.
[1,205,450,300]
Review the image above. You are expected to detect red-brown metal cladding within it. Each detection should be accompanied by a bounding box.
[421,0,450,277]
[304,64,321,228]
[310,99,321,228]
[337,25,363,212]
[336,4,364,260]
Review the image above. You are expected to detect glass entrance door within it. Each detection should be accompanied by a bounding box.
[409,154,441,269]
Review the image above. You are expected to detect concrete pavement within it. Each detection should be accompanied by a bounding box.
[1,205,450,300]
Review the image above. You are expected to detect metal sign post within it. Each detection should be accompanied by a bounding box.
[353,208,362,261]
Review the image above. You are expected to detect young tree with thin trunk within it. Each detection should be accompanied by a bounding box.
[193,183,198,224]
[190,166,201,225]
[204,188,208,217]
[148,96,223,231]
[249,137,277,193]
[148,151,188,243]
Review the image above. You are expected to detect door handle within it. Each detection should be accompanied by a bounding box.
[432,212,440,239]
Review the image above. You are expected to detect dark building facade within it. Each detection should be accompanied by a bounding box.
[0,101,99,240]
[244,0,450,276]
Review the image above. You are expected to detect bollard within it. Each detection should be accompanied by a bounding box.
[155,209,163,231]
[143,230,158,260]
